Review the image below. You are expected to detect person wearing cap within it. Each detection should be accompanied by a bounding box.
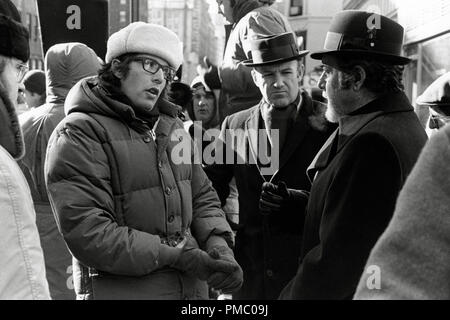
[22,69,46,109]
[278,10,428,300]
[0,0,50,299]
[189,76,239,233]
[204,32,335,299]
[197,0,292,121]
[45,22,241,300]
[416,72,450,137]
[18,42,101,300]
[354,72,450,300]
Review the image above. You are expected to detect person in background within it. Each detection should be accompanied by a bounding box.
[22,69,46,109]
[45,22,242,300]
[188,76,239,231]
[416,72,450,137]
[197,0,293,121]
[279,10,427,299]
[168,81,193,131]
[354,71,450,300]
[0,0,50,300]
[205,32,334,299]
[18,42,101,300]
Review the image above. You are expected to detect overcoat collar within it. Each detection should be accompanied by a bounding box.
[307,92,413,182]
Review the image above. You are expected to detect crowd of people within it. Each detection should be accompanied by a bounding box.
[0,0,448,300]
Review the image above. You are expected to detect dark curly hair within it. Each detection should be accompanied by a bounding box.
[336,58,405,94]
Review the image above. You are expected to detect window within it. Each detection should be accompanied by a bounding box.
[289,0,303,16]
[120,0,127,5]
[120,11,127,23]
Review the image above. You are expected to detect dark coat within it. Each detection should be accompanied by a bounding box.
[279,92,428,300]
[205,90,335,299]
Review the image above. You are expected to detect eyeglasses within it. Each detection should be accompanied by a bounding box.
[131,56,176,82]
[16,63,29,82]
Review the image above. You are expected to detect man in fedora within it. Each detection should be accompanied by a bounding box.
[204,32,335,299]
[279,10,428,300]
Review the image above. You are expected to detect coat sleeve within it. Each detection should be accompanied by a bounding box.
[279,134,402,299]
[45,117,164,276]
[219,9,292,94]
[354,128,450,300]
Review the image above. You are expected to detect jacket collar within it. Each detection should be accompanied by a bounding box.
[307,92,413,181]
[0,82,24,159]
[79,77,181,133]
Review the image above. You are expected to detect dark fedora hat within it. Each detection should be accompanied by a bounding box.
[242,32,309,67]
[310,10,410,65]
[416,72,450,116]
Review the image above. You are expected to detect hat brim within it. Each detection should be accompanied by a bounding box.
[242,50,310,67]
[310,49,411,65]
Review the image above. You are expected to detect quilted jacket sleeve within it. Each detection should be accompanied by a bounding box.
[45,115,164,277]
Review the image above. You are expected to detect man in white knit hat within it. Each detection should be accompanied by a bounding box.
[45,22,242,300]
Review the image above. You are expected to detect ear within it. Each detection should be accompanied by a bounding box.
[297,62,305,79]
[352,65,366,91]
[111,59,124,79]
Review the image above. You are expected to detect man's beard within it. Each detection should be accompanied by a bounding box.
[325,102,343,123]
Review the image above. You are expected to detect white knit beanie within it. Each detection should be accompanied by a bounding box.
[105,22,183,70]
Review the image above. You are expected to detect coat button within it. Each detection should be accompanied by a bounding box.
[266,269,273,277]
[168,215,175,223]
[143,136,151,143]
[165,187,171,195]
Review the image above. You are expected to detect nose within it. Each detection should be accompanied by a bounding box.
[273,73,284,88]
[318,71,327,90]
[151,69,164,84]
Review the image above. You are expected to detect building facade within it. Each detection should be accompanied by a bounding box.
[109,0,148,35]
[147,0,220,83]
[11,0,44,70]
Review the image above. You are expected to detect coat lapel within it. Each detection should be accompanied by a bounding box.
[306,128,339,183]
[275,91,312,179]
[245,104,267,179]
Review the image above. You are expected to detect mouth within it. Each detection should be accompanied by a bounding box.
[272,91,287,96]
[145,87,160,97]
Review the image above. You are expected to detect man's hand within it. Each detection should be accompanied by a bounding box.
[207,246,243,293]
[196,56,221,89]
[259,181,309,215]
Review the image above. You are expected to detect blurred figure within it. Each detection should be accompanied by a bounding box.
[189,76,239,231]
[168,81,193,130]
[45,22,241,300]
[0,0,50,300]
[16,82,27,113]
[279,11,427,299]
[197,0,292,120]
[354,71,450,300]
[416,72,450,137]
[22,69,46,109]
[18,42,101,300]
